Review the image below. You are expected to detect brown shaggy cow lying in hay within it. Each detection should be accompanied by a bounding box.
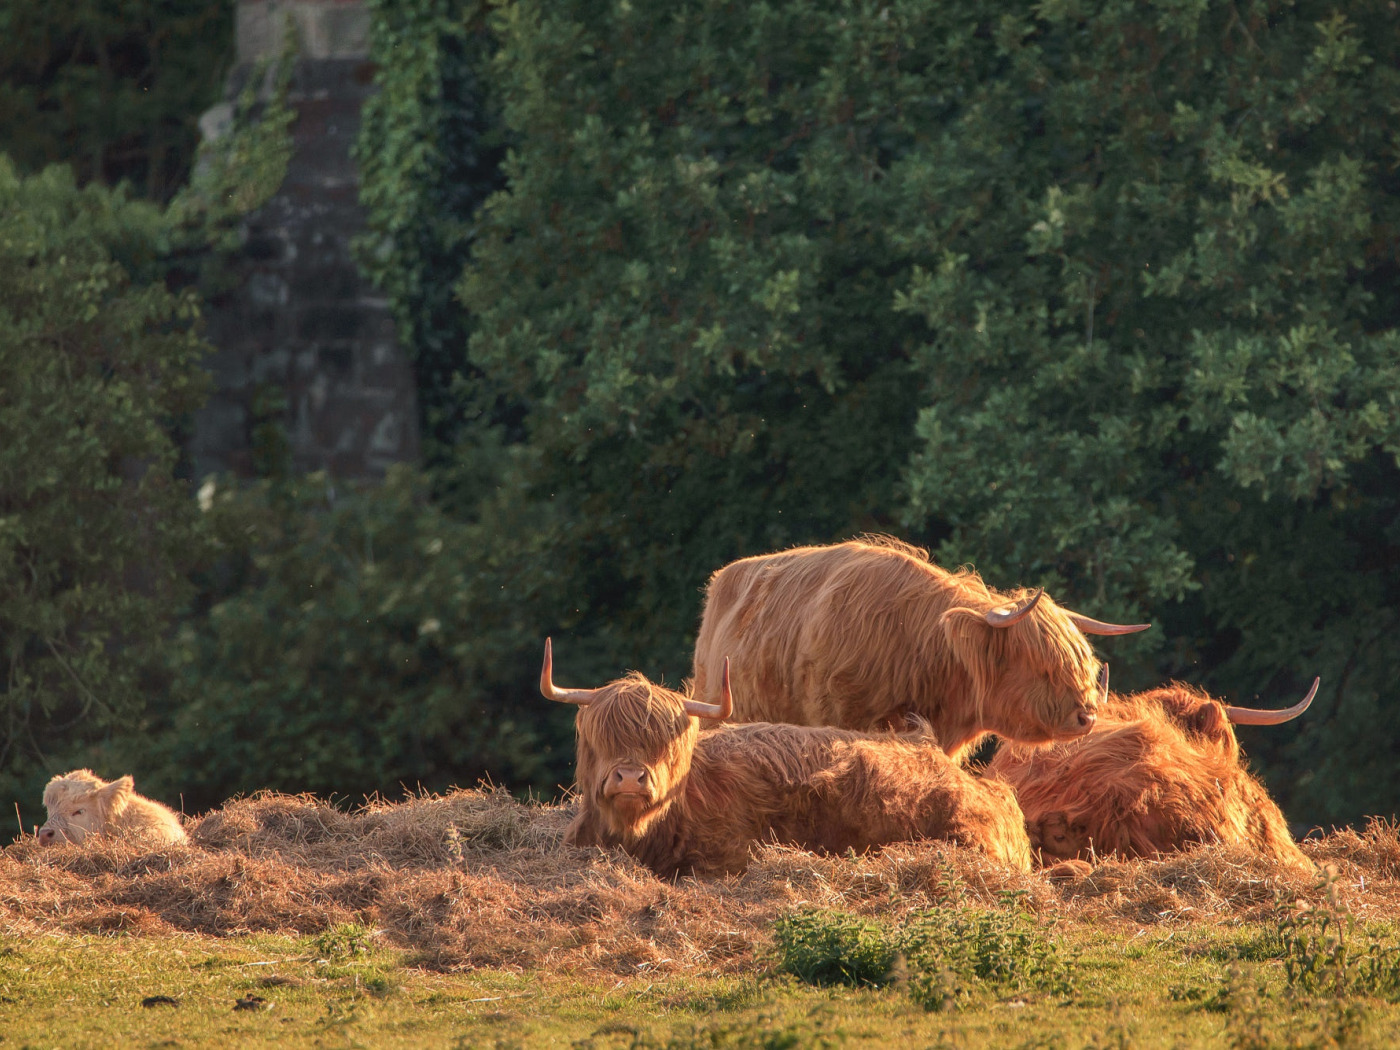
[38,769,188,847]
[543,639,1032,878]
[988,681,1317,871]
[691,537,1149,760]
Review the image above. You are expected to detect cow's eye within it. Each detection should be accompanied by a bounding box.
[73,809,85,816]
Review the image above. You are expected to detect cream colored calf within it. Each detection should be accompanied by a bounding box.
[37,769,187,847]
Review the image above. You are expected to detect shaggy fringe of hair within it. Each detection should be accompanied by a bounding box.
[2,789,1396,974]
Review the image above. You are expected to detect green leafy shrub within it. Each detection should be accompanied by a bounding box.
[0,0,233,201]
[899,907,1075,1011]
[0,158,210,812]
[771,911,897,989]
[1276,867,1400,1001]
[117,465,573,809]
[772,906,1073,1009]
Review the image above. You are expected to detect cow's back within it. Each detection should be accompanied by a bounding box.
[693,540,970,730]
[114,794,189,847]
[682,721,1031,873]
[989,717,1310,870]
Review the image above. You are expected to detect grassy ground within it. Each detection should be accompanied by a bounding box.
[5,922,1400,1049]
[4,792,1400,1048]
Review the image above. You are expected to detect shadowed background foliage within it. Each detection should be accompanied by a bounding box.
[0,0,1396,827]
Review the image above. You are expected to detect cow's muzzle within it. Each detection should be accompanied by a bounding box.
[37,826,60,846]
[604,765,651,800]
[1058,708,1097,738]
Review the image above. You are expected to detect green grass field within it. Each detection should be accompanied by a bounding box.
[6,916,1400,1049]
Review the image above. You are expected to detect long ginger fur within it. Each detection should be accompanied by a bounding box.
[692,536,1105,760]
[988,684,1309,870]
[566,671,1031,878]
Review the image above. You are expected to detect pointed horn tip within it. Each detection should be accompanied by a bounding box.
[1067,613,1153,636]
[540,637,598,705]
[1225,676,1321,726]
[684,658,734,721]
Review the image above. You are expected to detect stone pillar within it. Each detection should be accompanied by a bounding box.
[191,0,419,480]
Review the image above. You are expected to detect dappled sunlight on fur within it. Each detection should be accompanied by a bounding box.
[989,684,1311,870]
[565,667,1031,876]
[39,770,187,848]
[691,537,1114,760]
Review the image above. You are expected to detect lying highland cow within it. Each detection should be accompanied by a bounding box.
[692,537,1149,760]
[987,680,1318,870]
[543,639,1032,878]
[38,769,188,847]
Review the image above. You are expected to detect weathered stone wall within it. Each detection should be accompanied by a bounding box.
[190,0,419,480]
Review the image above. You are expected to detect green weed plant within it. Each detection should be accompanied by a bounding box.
[772,905,1073,1011]
[1276,867,1400,1001]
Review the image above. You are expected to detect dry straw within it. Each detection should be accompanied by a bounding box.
[3,789,1397,975]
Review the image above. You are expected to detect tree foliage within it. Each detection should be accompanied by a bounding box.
[0,40,297,816]
[121,467,571,810]
[359,0,1399,823]
[0,159,210,808]
[457,0,941,675]
[355,0,508,464]
[888,1,1400,822]
[0,0,233,202]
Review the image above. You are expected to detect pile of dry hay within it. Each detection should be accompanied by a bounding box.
[3,789,1398,975]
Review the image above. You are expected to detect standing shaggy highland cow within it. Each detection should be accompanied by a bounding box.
[38,769,188,847]
[987,680,1318,869]
[692,537,1149,760]
[543,639,1032,878]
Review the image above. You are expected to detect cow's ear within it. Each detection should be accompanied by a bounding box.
[99,775,135,803]
[1188,703,1232,744]
[940,607,995,690]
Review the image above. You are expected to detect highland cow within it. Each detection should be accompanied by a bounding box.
[988,680,1318,869]
[38,769,188,847]
[692,537,1149,760]
[544,639,1032,878]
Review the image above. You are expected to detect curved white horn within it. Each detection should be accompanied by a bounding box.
[1226,677,1319,726]
[683,657,733,720]
[1065,611,1152,636]
[985,588,1044,628]
[540,638,600,705]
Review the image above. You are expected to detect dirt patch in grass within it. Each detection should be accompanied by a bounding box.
[3,790,1398,975]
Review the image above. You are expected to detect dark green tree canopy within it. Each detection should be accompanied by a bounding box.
[407,0,1395,822]
[0,0,233,201]
[0,159,209,803]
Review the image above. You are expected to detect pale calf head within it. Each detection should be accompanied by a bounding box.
[541,639,730,840]
[38,770,133,845]
[941,588,1133,743]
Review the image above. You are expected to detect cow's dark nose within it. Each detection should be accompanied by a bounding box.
[1076,711,1097,731]
[37,827,57,846]
[611,766,648,791]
